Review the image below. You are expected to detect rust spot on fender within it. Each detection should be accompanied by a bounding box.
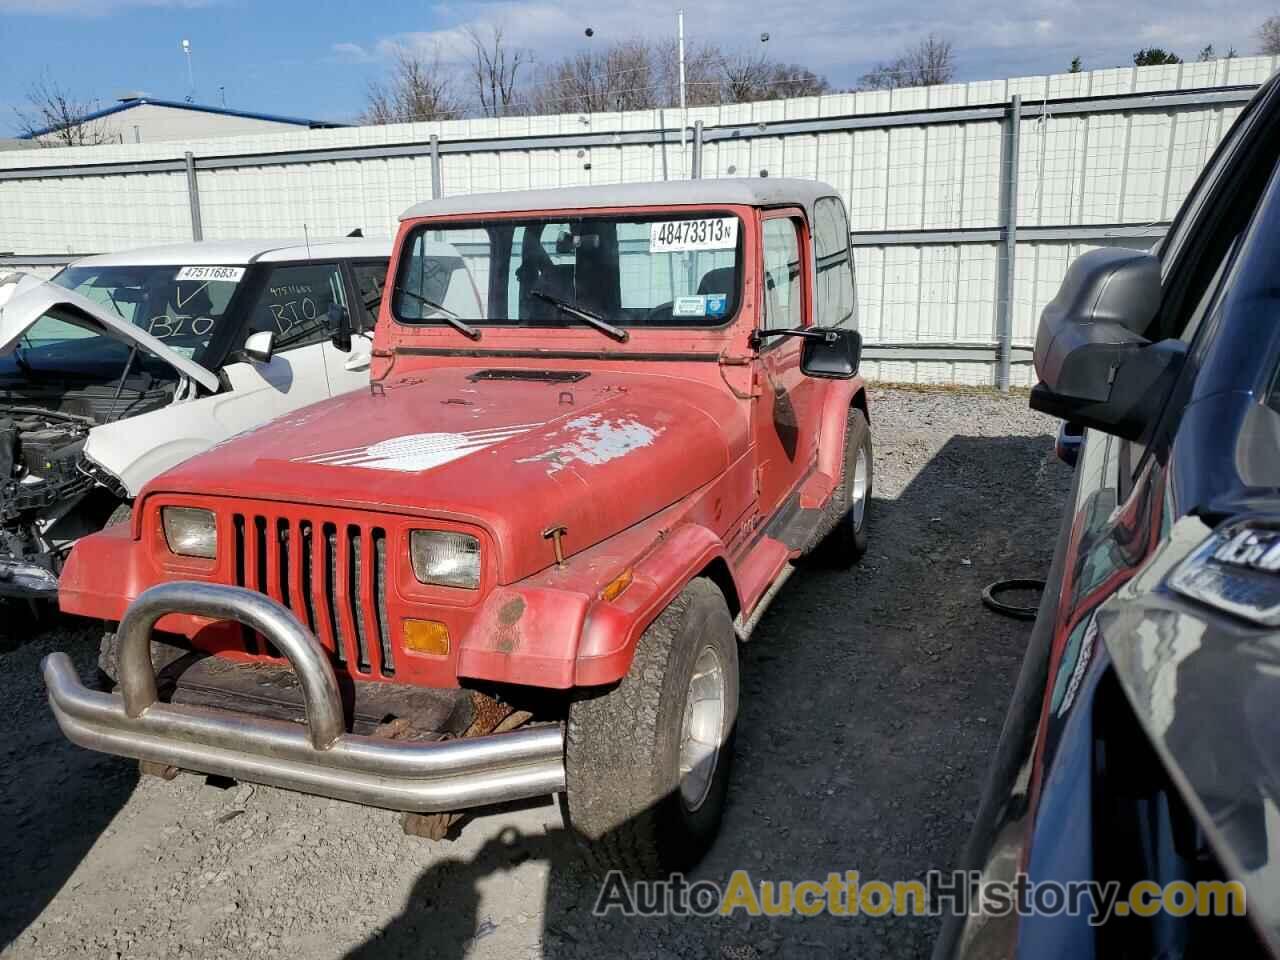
[498,597,526,626]
[493,596,526,653]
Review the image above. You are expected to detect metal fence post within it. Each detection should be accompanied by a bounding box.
[184,151,203,241]
[429,135,442,199]
[691,121,703,179]
[996,95,1021,394]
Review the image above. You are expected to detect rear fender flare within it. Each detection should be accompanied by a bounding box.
[804,376,867,509]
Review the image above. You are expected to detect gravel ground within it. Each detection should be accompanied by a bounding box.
[0,386,1070,960]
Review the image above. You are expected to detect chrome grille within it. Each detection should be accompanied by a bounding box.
[231,511,393,677]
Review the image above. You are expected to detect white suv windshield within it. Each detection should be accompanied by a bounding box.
[392,212,743,329]
[42,265,241,368]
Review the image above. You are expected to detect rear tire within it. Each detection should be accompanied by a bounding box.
[815,409,872,567]
[564,578,739,877]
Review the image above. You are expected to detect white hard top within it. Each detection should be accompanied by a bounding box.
[71,237,392,269]
[400,178,838,222]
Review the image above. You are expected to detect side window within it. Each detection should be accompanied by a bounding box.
[1159,87,1265,277]
[761,218,803,333]
[1151,83,1277,342]
[814,197,856,328]
[246,263,346,351]
[350,259,389,332]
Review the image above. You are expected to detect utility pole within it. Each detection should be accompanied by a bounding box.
[677,9,687,176]
[181,39,194,103]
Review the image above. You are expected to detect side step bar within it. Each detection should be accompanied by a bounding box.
[734,563,795,641]
[43,581,565,813]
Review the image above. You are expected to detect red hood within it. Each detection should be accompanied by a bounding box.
[146,366,743,582]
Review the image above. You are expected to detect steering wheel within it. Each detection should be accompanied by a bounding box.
[642,302,676,326]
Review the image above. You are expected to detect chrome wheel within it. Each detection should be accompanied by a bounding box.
[678,644,727,812]
[851,442,870,531]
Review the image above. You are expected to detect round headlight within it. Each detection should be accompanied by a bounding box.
[410,530,480,588]
[162,506,217,559]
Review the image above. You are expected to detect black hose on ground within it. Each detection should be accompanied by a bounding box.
[982,578,1045,620]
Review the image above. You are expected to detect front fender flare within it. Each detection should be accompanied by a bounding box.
[574,522,733,686]
[455,522,736,690]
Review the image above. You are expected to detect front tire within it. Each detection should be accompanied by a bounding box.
[564,577,739,877]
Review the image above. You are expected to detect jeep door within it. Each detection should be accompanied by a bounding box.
[751,209,821,517]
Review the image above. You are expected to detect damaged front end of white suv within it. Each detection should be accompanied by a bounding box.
[0,272,218,600]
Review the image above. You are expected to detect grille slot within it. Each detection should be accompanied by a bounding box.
[348,526,370,673]
[226,512,393,677]
[276,519,291,610]
[231,514,257,654]
[323,523,344,666]
[300,520,317,634]
[373,530,393,675]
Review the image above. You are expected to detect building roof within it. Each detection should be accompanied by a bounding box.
[400,178,839,222]
[18,97,347,139]
[72,237,391,268]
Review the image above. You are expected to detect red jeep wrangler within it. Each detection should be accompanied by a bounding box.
[45,179,872,874]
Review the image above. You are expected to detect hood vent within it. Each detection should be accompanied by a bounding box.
[468,369,589,384]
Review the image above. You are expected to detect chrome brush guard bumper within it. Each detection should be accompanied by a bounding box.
[42,581,565,812]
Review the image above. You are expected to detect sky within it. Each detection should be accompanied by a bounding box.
[0,0,1273,135]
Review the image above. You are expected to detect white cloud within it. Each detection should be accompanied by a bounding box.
[330,41,378,64]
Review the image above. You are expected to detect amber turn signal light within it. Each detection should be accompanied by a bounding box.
[600,568,634,602]
[403,619,450,656]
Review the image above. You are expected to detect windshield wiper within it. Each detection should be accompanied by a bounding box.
[396,287,481,341]
[530,291,628,342]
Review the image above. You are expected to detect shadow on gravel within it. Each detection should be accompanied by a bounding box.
[346,432,1065,960]
[344,824,578,960]
[0,619,141,951]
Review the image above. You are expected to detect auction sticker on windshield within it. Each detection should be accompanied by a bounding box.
[174,266,245,282]
[649,217,738,253]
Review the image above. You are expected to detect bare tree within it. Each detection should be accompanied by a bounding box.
[465,25,529,118]
[1260,16,1280,55]
[721,51,772,102]
[361,46,463,124]
[378,34,838,119]
[718,53,829,102]
[528,40,657,114]
[653,38,726,107]
[13,75,115,147]
[860,33,955,90]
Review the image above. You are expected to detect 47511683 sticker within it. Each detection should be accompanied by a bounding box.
[174,266,245,283]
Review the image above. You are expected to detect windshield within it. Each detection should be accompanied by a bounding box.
[9,265,241,378]
[392,212,743,330]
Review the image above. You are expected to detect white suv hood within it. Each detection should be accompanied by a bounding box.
[0,272,221,393]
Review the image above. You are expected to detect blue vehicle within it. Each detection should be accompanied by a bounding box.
[937,75,1280,958]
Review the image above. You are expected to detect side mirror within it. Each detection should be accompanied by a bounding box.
[1031,248,1185,441]
[242,330,274,364]
[328,303,352,353]
[800,328,862,380]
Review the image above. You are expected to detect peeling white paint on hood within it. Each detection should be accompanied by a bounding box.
[516,414,662,474]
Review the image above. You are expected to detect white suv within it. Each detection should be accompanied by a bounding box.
[0,238,399,601]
